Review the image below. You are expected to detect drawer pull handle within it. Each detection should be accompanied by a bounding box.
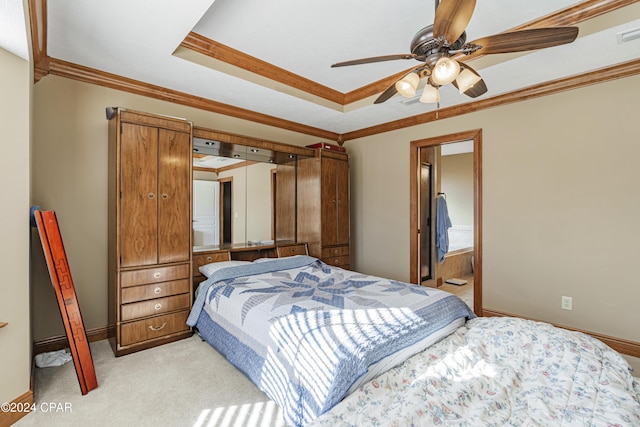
[334,249,339,254]
[148,193,155,199]
[153,272,161,279]
[161,193,168,199]
[154,303,162,311]
[153,287,161,294]
[149,322,166,332]
[206,256,212,262]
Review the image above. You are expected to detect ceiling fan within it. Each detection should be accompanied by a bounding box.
[331,0,579,104]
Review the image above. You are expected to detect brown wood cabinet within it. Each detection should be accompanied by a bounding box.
[192,250,231,289]
[297,149,350,269]
[276,242,309,257]
[108,108,193,356]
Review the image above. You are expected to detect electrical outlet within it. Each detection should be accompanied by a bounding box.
[561,296,573,310]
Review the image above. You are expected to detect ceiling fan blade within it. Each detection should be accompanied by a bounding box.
[331,54,416,68]
[374,81,400,104]
[469,27,579,55]
[451,62,487,98]
[433,0,476,45]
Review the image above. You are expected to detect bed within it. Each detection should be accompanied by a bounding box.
[310,316,640,426]
[187,255,475,426]
[187,256,640,426]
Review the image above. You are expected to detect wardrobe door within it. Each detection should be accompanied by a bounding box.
[157,128,191,264]
[120,123,158,268]
[321,157,338,246]
[335,159,350,246]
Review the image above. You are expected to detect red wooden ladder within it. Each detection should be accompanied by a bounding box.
[32,208,98,395]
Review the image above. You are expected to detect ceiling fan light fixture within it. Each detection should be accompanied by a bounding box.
[419,84,440,103]
[395,72,420,98]
[455,68,482,93]
[431,57,460,85]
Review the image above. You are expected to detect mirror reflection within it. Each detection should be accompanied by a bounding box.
[192,137,298,250]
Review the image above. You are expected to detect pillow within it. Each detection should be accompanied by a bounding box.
[199,260,252,278]
[253,257,278,263]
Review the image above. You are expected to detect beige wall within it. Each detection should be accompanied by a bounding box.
[441,152,473,226]
[31,76,321,340]
[0,47,32,404]
[218,162,274,244]
[245,162,275,242]
[345,74,640,343]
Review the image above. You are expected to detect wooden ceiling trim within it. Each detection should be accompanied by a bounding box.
[511,0,638,29]
[28,0,49,82]
[340,58,640,142]
[181,32,345,105]
[461,0,637,63]
[46,58,341,141]
[343,69,410,105]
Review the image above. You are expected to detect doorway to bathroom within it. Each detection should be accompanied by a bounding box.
[409,129,483,315]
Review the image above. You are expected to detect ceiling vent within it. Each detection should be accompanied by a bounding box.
[616,27,640,44]
[399,92,423,105]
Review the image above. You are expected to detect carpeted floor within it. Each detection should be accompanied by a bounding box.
[15,334,286,427]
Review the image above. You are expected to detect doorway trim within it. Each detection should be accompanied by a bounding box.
[410,129,483,315]
[218,176,233,245]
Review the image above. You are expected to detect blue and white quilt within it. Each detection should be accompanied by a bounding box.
[187,256,475,426]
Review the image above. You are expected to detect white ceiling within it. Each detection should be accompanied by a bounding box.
[16,1,640,136]
[0,0,28,60]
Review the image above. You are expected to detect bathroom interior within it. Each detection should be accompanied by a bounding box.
[421,140,474,308]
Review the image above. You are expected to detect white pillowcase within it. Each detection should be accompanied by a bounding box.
[199,260,252,278]
[253,257,277,263]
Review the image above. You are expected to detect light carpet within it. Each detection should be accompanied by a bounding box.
[15,335,286,427]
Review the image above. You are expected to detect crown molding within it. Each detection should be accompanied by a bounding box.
[340,57,640,141]
[180,33,345,106]
[46,57,340,141]
[177,0,637,106]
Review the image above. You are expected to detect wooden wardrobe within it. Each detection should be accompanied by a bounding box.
[297,149,350,269]
[107,108,193,356]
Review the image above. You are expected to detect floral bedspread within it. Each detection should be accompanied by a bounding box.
[310,317,640,426]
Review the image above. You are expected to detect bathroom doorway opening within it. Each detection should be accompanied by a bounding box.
[410,129,483,315]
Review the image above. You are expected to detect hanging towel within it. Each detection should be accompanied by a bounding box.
[436,196,452,263]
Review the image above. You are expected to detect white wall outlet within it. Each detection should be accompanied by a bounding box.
[561,296,573,310]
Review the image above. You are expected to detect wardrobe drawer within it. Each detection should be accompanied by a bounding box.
[121,264,190,288]
[323,255,350,267]
[322,245,349,258]
[276,243,308,257]
[193,252,231,276]
[120,311,190,346]
[121,293,191,321]
[121,279,190,304]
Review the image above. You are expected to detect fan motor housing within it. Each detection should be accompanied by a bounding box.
[410,25,467,60]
